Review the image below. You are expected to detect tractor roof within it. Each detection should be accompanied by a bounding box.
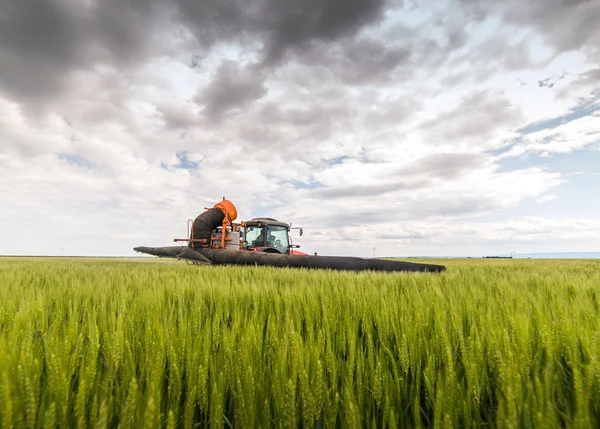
[245,217,290,228]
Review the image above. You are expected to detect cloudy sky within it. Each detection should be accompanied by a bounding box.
[1,0,599,257]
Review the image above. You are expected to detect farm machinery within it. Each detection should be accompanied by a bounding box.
[134,198,446,273]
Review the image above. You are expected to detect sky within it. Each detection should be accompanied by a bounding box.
[0,0,599,257]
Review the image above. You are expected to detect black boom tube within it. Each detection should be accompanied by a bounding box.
[133,246,446,273]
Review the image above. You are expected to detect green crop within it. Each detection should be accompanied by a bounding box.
[0,257,599,428]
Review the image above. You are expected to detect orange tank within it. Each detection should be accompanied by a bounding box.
[214,198,238,223]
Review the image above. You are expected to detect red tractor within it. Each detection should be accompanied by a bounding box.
[174,198,307,255]
[241,217,307,255]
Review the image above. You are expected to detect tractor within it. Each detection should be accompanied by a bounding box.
[173,198,307,255]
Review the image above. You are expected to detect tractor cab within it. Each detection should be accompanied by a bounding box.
[242,217,303,254]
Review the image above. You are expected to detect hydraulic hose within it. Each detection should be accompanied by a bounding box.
[189,208,225,250]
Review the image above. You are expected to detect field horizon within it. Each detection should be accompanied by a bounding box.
[1,251,599,260]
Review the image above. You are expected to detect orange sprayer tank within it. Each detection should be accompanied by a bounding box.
[214,198,237,223]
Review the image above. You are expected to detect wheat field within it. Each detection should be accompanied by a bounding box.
[0,257,599,428]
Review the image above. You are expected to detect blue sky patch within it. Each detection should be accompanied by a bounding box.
[325,155,351,166]
[518,97,600,135]
[289,180,325,190]
[496,146,600,174]
[57,153,96,169]
[175,152,199,170]
[483,149,600,221]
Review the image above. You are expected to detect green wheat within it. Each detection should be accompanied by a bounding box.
[0,257,599,428]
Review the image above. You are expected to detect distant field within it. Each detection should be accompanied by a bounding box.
[1,257,599,428]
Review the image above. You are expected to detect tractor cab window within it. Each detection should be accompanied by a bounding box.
[245,225,265,249]
[267,225,289,254]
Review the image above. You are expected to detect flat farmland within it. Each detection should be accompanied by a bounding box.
[1,257,599,428]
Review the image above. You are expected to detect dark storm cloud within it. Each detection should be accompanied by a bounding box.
[162,0,396,66]
[259,0,391,64]
[0,0,168,110]
[0,0,394,109]
[3,0,598,111]
[196,61,268,120]
[0,0,80,102]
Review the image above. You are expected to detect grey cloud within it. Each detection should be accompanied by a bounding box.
[167,0,394,66]
[196,61,268,120]
[156,103,200,130]
[559,67,600,91]
[441,36,535,82]
[296,36,412,86]
[309,193,498,228]
[413,195,498,218]
[420,90,521,145]
[399,153,487,179]
[312,180,429,199]
[513,0,600,55]
[3,0,598,114]
[0,0,392,110]
[557,68,600,98]
[260,0,391,64]
[538,74,566,89]
[0,0,77,62]
[0,0,80,103]
[456,0,600,58]
[0,0,168,108]
[318,210,393,227]
[480,38,532,71]
[165,0,396,67]
[375,233,428,240]
[581,68,600,85]
[279,103,354,135]
[236,122,285,148]
[445,27,468,52]
[376,18,473,75]
[344,38,409,72]
[233,99,360,151]
[233,88,420,154]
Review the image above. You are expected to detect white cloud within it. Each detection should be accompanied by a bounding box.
[502,110,600,158]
